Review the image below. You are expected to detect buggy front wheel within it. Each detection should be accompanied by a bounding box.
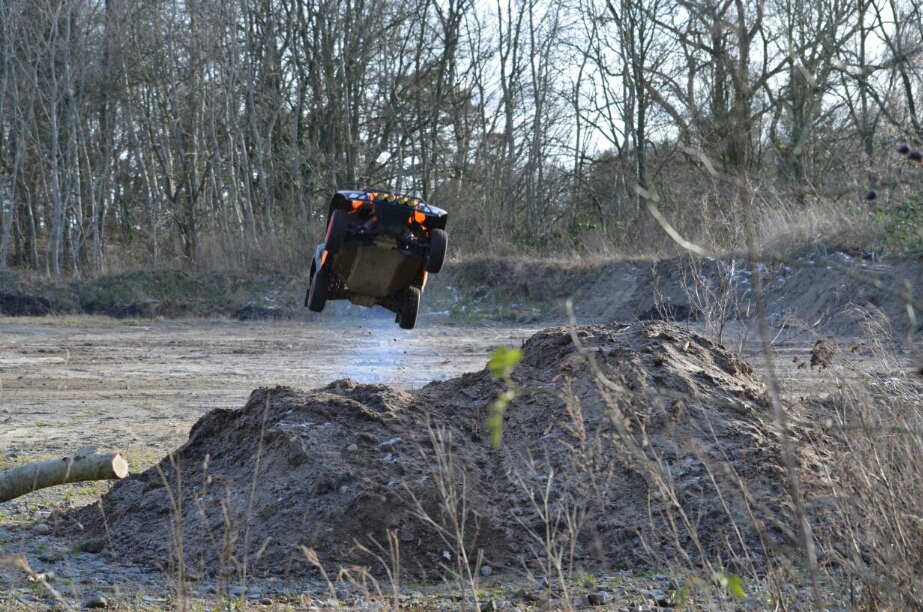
[307,268,329,312]
[399,286,420,329]
[425,229,447,273]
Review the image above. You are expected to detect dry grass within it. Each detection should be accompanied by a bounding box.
[805,311,923,609]
[755,196,877,257]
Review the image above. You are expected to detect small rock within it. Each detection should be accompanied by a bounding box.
[480,565,493,577]
[259,598,273,605]
[339,485,349,494]
[247,588,263,599]
[84,595,108,609]
[512,589,539,603]
[230,587,246,598]
[33,523,51,536]
[572,595,591,609]
[346,443,358,453]
[480,601,497,612]
[649,589,672,607]
[336,588,349,601]
[587,592,607,606]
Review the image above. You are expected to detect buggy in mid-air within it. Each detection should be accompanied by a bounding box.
[304,189,448,329]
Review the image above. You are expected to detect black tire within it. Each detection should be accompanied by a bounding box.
[399,286,420,329]
[425,228,448,273]
[307,268,329,312]
[325,209,349,254]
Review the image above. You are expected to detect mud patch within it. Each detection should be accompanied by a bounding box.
[68,322,788,580]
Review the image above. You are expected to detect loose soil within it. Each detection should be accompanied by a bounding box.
[65,322,782,582]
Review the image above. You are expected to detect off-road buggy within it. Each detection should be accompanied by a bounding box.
[304,189,448,329]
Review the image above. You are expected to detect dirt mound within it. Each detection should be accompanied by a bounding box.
[561,253,923,337]
[68,322,785,580]
[760,253,923,337]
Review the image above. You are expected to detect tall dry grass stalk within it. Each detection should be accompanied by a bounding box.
[755,196,875,257]
[809,310,923,609]
[404,421,484,607]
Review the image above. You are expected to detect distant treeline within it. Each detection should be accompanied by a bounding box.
[0,0,921,276]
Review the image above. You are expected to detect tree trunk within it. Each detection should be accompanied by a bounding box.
[0,448,129,503]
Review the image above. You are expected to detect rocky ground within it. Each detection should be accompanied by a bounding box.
[0,510,855,612]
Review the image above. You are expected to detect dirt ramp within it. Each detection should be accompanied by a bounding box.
[69,322,786,579]
[71,384,468,578]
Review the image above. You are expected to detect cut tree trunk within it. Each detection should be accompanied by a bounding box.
[0,448,129,503]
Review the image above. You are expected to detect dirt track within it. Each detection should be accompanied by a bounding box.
[3,316,911,467]
[0,318,540,464]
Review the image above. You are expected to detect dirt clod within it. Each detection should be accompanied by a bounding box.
[68,322,784,580]
[811,338,835,369]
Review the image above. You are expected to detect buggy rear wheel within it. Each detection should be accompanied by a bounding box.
[307,268,329,312]
[399,286,420,329]
[425,228,447,273]
[325,209,349,254]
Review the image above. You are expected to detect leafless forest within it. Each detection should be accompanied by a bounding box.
[0,0,921,277]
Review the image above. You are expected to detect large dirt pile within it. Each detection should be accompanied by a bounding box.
[69,322,786,579]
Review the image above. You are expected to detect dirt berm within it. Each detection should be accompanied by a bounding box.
[68,322,790,580]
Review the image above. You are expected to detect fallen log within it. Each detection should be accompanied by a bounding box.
[0,447,129,503]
